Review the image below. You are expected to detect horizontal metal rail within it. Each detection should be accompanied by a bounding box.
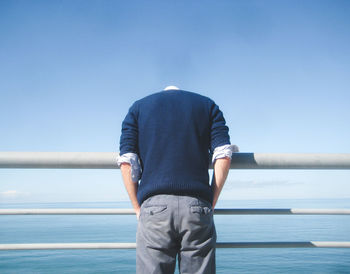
[215,208,350,215]
[1,208,350,215]
[0,243,136,250]
[1,242,350,250]
[1,152,350,169]
[216,241,350,248]
[0,208,134,215]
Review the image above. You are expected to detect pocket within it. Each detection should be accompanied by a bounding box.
[189,205,213,228]
[143,205,167,216]
[190,205,212,215]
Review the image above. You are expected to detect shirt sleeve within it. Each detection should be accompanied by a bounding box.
[209,101,231,154]
[117,152,142,183]
[212,144,239,163]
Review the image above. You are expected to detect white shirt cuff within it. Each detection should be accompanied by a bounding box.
[212,144,239,163]
[117,152,142,183]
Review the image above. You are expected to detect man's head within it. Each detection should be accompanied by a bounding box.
[164,85,180,91]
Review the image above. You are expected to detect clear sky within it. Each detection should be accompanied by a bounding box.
[0,0,349,204]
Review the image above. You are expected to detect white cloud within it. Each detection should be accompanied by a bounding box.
[0,190,19,197]
[0,190,31,201]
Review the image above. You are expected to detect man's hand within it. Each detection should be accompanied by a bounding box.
[135,208,140,220]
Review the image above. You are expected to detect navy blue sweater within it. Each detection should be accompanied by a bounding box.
[119,90,230,205]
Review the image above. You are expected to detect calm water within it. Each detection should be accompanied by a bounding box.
[1,199,350,273]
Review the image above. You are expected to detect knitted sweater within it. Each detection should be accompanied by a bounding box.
[119,90,231,205]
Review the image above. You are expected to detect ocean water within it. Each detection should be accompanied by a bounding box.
[1,199,350,273]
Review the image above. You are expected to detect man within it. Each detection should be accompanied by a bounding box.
[118,86,235,274]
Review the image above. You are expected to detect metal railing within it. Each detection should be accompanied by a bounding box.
[1,152,350,250]
[1,152,350,169]
[1,208,350,215]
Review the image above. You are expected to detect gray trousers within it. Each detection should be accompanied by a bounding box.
[136,194,216,274]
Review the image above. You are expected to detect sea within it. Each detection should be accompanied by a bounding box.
[1,198,350,274]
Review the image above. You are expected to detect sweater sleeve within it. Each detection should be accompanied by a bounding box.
[119,102,139,155]
[209,101,231,154]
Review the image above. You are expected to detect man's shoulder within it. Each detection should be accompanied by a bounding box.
[180,90,214,102]
[136,90,214,105]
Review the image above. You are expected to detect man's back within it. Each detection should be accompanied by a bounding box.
[120,89,230,205]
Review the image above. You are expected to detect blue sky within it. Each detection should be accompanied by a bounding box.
[0,0,349,204]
